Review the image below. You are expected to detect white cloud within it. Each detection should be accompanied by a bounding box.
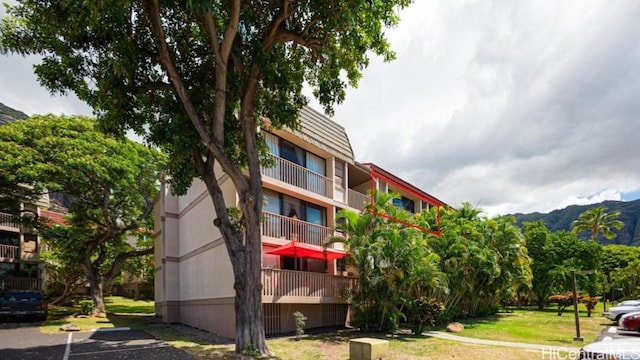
[332,0,640,216]
[2,0,640,217]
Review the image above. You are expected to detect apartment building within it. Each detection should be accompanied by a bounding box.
[0,202,44,292]
[153,107,448,337]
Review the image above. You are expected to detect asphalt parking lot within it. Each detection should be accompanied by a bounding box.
[599,323,640,341]
[0,321,194,360]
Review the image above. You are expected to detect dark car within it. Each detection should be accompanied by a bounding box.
[0,291,48,321]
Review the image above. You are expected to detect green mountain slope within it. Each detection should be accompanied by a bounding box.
[0,102,29,124]
[512,199,640,246]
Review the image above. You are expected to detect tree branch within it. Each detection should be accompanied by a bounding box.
[105,247,154,284]
[142,0,247,191]
[192,148,243,256]
[263,0,293,49]
[142,81,173,91]
[203,1,240,143]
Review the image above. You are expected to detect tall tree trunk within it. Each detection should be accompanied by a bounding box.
[230,226,266,354]
[91,277,107,317]
[198,155,268,355]
[87,274,107,316]
[231,178,267,354]
[82,260,106,316]
[537,294,545,310]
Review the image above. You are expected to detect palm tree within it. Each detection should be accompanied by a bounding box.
[571,206,624,241]
[331,190,447,332]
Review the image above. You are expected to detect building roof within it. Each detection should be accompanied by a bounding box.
[295,107,355,164]
[361,162,450,208]
[40,209,67,225]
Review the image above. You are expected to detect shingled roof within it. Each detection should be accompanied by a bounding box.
[294,106,355,164]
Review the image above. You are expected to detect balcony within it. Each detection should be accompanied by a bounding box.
[261,154,330,197]
[347,189,370,211]
[0,275,40,291]
[261,268,356,304]
[0,244,19,261]
[0,212,20,231]
[261,211,332,247]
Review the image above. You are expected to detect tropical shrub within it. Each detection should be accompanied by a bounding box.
[293,311,307,340]
[404,297,445,335]
[79,299,95,316]
[581,296,598,317]
[548,294,574,316]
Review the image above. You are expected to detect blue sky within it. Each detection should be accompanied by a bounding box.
[622,191,640,202]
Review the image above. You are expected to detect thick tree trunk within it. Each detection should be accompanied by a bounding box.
[230,180,268,355]
[88,276,107,317]
[198,156,269,355]
[231,227,267,355]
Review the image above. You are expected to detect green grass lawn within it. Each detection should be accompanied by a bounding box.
[41,296,155,333]
[444,305,609,346]
[104,296,155,314]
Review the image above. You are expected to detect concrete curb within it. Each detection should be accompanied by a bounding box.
[92,327,131,332]
[425,331,581,352]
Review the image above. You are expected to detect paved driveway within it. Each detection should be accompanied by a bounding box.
[0,321,193,360]
[599,324,640,341]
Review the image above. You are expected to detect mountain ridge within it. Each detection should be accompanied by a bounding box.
[511,199,640,246]
[0,102,29,124]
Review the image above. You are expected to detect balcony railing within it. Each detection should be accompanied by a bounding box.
[261,211,333,247]
[0,212,20,230]
[347,189,370,211]
[0,275,40,291]
[262,268,356,300]
[0,244,19,260]
[262,154,330,197]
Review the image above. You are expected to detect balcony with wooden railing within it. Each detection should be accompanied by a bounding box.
[261,268,356,304]
[0,275,40,291]
[0,244,19,261]
[0,212,20,231]
[261,154,331,197]
[347,189,370,211]
[261,211,333,247]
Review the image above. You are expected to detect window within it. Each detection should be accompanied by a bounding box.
[263,189,281,214]
[392,196,415,213]
[306,152,326,176]
[280,140,304,166]
[305,204,325,226]
[263,131,279,156]
[335,161,345,188]
[0,231,19,246]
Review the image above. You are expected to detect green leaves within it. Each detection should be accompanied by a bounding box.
[0,115,164,307]
[2,0,415,351]
[571,206,625,241]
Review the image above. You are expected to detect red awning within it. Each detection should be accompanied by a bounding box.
[265,241,349,261]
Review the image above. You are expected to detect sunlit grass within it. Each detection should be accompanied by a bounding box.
[104,296,155,314]
[444,306,607,345]
[40,296,154,333]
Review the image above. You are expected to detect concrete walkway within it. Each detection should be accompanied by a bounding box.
[425,331,581,352]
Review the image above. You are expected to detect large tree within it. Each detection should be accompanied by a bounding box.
[0,115,164,314]
[0,0,411,354]
[524,221,602,308]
